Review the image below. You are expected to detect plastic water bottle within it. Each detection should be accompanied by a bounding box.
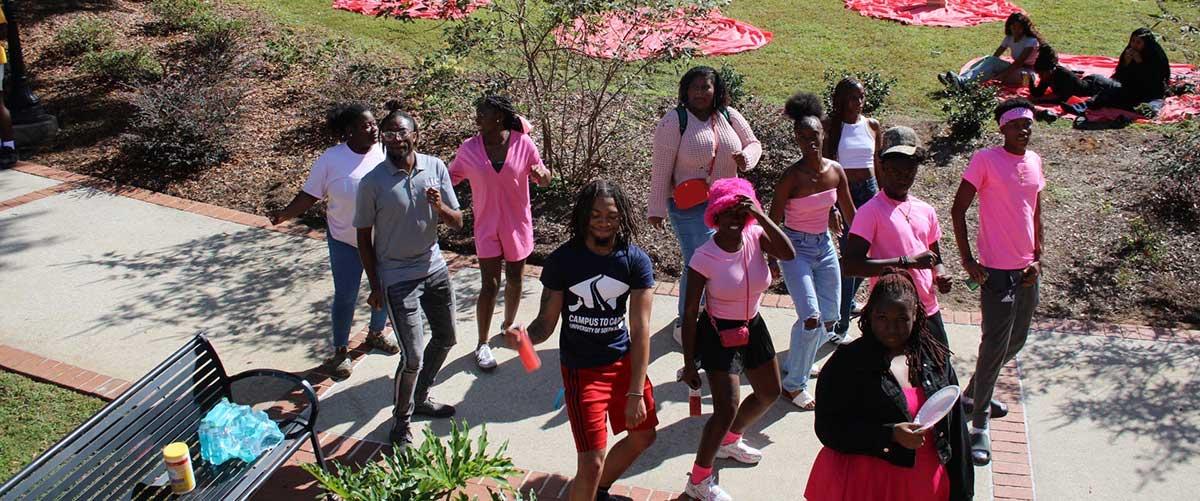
[514,324,541,373]
[964,278,980,291]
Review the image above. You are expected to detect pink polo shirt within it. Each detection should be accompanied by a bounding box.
[450,132,545,261]
[688,224,771,321]
[962,147,1044,270]
[850,193,942,316]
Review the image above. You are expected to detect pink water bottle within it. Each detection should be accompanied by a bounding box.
[688,388,702,416]
[514,324,541,373]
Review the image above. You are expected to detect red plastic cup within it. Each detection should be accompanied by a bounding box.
[688,388,702,416]
[514,324,541,373]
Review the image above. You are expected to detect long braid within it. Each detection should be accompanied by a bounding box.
[476,94,524,132]
[858,269,951,385]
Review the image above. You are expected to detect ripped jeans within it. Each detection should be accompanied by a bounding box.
[779,228,842,393]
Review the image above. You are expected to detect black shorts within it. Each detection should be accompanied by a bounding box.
[926,311,949,346]
[697,311,776,374]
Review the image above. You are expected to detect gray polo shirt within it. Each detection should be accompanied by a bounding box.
[354,153,460,288]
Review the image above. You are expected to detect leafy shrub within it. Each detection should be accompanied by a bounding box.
[53,16,115,57]
[121,74,243,174]
[822,69,897,117]
[1147,121,1200,226]
[937,83,999,141]
[719,63,748,107]
[80,49,164,84]
[187,12,247,55]
[302,420,533,501]
[148,0,209,32]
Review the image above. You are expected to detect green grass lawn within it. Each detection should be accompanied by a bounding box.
[0,371,106,483]
[232,0,1197,116]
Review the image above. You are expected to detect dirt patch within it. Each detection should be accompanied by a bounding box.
[18,0,1199,328]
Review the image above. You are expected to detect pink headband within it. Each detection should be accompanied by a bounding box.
[998,107,1035,127]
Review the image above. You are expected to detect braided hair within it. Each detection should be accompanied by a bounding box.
[858,269,951,385]
[325,102,372,137]
[824,77,863,161]
[379,99,418,132]
[569,179,638,249]
[475,94,524,132]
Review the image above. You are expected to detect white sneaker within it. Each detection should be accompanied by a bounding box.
[673,321,683,347]
[475,344,497,371]
[716,438,762,464]
[683,474,733,501]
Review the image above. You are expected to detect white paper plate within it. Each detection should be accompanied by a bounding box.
[915,385,962,430]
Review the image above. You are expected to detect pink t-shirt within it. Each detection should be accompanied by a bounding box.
[688,224,771,321]
[850,193,942,316]
[962,147,1045,270]
[449,132,545,259]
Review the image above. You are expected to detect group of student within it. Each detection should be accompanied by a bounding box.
[940,13,1176,123]
[271,61,1046,500]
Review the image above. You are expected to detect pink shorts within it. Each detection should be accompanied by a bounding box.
[475,229,533,262]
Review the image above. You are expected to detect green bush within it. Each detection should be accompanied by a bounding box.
[187,12,247,55]
[718,63,748,107]
[148,0,209,32]
[52,16,115,57]
[302,420,533,501]
[822,69,897,117]
[121,74,243,174]
[937,83,999,141]
[80,49,164,84]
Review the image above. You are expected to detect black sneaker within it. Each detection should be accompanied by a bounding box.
[0,147,17,169]
[389,423,414,449]
[414,397,456,418]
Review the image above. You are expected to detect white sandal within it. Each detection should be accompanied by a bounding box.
[784,389,815,410]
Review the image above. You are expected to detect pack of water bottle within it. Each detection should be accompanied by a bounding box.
[197,398,284,465]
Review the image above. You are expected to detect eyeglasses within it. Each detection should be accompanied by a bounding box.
[380,130,413,140]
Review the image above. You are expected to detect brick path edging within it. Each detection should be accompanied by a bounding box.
[6,161,1198,346]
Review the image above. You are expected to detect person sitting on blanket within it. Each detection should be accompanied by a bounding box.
[1068,28,1171,119]
[1029,44,1114,105]
[938,13,1043,89]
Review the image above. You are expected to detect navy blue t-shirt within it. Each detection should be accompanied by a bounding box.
[541,242,655,369]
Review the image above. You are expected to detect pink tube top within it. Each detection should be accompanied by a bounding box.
[785,188,837,234]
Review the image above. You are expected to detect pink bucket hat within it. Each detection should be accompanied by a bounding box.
[704,177,762,231]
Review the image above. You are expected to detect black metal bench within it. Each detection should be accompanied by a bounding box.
[0,334,325,500]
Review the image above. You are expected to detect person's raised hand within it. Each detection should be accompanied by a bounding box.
[892,422,927,450]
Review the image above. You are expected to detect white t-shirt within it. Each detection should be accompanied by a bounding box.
[1002,35,1039,66]
[302,143,387,247]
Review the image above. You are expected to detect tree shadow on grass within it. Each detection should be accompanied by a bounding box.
[1019,333,1200,489]
[21,0,121,23]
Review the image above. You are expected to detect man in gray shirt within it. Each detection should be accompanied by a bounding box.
[355,107,463,448]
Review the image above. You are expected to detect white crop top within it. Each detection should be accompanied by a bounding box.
[837,118,875,170]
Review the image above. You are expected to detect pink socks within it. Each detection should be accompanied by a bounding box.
[690,463,713,484]
[721,431,742,446]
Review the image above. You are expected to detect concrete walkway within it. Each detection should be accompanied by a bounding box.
[3,164,1199,500]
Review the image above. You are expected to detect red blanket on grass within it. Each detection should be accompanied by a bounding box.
[333,0,489,20]
[846,0,1021,27]
[960,54,1200,124]
[554,8,772,60]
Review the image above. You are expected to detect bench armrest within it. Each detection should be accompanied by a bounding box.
[228,369,320,435]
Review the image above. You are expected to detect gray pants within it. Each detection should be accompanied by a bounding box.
[384,267,457,426]
[965,267,1039,429]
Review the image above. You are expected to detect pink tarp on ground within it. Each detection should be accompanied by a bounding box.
[333,0,489,20]
[554,9,772,61]
[960,54,1200,123]
[846,0,1022,27]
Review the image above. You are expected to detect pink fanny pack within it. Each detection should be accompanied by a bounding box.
[708,232,753,348]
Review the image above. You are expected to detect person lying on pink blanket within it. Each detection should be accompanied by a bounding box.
[1028,44,1118,106]
[939,13,1042,89]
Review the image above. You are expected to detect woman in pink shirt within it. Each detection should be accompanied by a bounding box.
[678,178,794,501]
[450,95,552,371]
[768,92,856,411]
[649,66,763,346]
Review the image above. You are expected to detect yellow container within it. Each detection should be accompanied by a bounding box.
[162,442,196,495]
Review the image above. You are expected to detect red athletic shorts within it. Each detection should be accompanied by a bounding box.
[561,356,658,453]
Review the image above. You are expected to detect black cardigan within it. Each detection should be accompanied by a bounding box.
[814,338,974,501]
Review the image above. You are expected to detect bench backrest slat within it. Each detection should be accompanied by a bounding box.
[2,336,233,500]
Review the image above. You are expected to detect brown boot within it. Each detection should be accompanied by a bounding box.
[324,347,352,379]
[366,330,400,355]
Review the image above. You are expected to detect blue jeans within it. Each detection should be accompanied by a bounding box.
[329,233,388,348]
[957,56,1030,86]
[835,177,878,334]
[780,228,842,393]
[668,198,715,321]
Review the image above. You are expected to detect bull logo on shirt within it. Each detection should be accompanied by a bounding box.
[567,274,630,313]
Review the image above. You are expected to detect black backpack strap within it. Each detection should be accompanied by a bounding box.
[676,105,687,135]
